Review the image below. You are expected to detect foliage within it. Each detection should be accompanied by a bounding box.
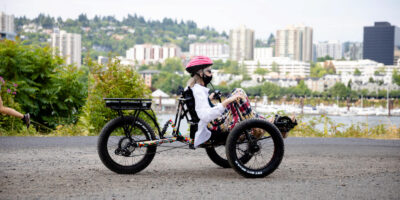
[290,115,399,139]
[267,33,275,47]
[354,68,361,75]
[329,83,350,98]
[152,72,190,94]
[317,55,333,62]
[254,67,269,76]
[310,62,335,78]
[393,69,400,86]
[0,39,87,129]
[80,58,151,134]
[255,39,268,47]
[221,60,240,75]
[16,13,228,58]
[271,62,279,73]
[286,80,312,97]
[0,77,25,132]
[162,57,184,72]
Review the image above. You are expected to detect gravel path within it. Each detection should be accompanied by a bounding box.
[0,137,399,200]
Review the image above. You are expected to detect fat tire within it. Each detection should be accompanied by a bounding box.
[97,116,157,174]
[206,146,252,168]
[226,118,284,178]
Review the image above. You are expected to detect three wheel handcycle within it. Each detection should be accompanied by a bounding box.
[97,87,297,178]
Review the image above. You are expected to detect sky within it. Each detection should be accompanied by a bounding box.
[2,0,400,42]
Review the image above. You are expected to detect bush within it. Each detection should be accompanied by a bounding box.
[0,77,24,132]
[0,39,87,129]
[80,58,151,134]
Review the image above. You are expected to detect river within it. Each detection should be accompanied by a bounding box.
[155,113,400,134]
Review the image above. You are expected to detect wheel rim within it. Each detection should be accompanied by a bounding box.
[235,128,275,171]
[106,124,151,167]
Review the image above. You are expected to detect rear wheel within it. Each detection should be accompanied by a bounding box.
[226,119,284,178]
[97,116,157,174]
[206,145,252,168]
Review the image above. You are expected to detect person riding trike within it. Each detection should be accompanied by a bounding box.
[97,56,297,178]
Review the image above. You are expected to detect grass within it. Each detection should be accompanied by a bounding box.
[290,115,400,139]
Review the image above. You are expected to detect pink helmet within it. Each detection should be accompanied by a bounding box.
[185,56,213,74]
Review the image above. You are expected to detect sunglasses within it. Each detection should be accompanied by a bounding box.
[204,69,212,73]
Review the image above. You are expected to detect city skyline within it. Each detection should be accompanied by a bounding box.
[2,0,400,42]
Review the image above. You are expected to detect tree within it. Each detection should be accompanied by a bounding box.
[81,58,151,133]
[162,57,184,72]
[152,72,189,94]
[212,59,224,70]
[354,68,361,76]
[310,62,328,78]
[266,33,275,47]
[254,67,268,76]
[369,77,375,83]
[317,55,333,62]
[329,83,350,98]
[393,69,400,86]
[271,62,279,74]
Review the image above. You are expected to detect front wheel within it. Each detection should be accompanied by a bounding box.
[226,119,284,178]
[97,116,157,174]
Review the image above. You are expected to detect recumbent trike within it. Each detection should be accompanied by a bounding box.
[97,87,297,178]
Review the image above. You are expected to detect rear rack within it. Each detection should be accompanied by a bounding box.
[104,98,152,110]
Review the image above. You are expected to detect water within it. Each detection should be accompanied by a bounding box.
[155,113,400,135]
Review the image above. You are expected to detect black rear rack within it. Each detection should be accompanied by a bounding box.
[104,98,152,110]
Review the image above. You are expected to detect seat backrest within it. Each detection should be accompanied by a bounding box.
[182,87,200,123]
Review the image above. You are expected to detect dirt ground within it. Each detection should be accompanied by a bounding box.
[0,137,399,200]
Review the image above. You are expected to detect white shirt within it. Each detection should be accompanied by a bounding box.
[191,84,225,147]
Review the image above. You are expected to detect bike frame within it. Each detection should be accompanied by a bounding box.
[104,98,195,148]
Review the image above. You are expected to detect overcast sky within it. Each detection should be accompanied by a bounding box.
[2,0,400,42]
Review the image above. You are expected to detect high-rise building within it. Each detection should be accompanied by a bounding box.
[229,25,254,61]
[51,30,82,67]
[342,42,363,60]
[363,22,400,65]
[0,12,16,40]
[275,24,313,62]
[189,43,229,60]
[315,40,342,60]
[126,43,181,64]
[0,12,14,33]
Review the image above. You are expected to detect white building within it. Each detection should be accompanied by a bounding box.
[51,30,81,67]
[254,47,273,60]
[275,24,313,62]
[189,43,229,60]
[0,12,15,33]
[229,25,254,61]
[315,40,342,60]
[326,59,383,76]
[126,43,181,64]
[244,57,310,78]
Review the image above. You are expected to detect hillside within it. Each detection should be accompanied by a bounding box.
[15,13,229,58]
